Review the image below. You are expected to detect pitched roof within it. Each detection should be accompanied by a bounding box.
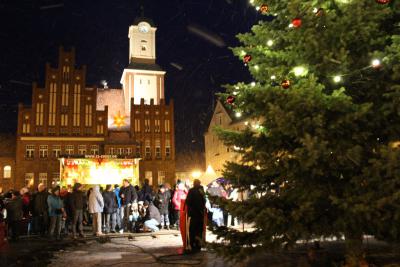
[133,17,155,27]
[126,62,163,72]
[216,100,246,124]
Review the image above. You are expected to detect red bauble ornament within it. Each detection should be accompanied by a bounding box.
[226,95,236,105]
[291,18,302,28]
[281,80,291,89]
[375,0,391,4]
[243,54,252,64]
[260,4,269,14]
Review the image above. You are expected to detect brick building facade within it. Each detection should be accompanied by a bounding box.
[3,18,175,191]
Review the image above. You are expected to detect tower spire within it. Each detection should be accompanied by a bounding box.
[140,4,145,17]
[139,0,145,17]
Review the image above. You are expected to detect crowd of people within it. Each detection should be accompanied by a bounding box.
[0,177,239,252]
[0,178,199,241]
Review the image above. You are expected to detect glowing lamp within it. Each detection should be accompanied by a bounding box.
[371,59,381,68]
[292,66,308,77]
[333,75,342,83]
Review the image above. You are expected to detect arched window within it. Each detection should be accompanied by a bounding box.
[3,166,11,179]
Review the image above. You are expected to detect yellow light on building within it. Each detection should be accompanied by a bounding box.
[113,111,126,128]
[191,170,202,179]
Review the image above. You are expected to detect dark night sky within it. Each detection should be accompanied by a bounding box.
[0,0,259,160]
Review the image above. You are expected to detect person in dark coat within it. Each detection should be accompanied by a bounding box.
[32,183,49,236]
[119,179,138,232]
[155,185,171,230]
[140,179,154,202]
[113,184,122,231]
[70,183,85,238]
[103,184,118,233]
[143,200,161,232]
[6,190,23,241]
[185,179,206,252]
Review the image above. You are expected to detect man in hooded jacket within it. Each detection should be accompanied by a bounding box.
[88,185,104,236]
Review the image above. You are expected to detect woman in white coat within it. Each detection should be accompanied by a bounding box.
[88,185,104,236]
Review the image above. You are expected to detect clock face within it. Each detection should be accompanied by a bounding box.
[138,24,149,33]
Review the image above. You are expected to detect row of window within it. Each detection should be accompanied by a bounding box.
[23,117,168,135]
[23,125,105,136]
[146,171,166,186]
[108,139,171,159]
[25,142,172,159]
[25,145,100,159]
[134,119,170,133]
[25,172,60,187]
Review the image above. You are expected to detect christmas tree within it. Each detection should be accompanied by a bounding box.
[213,0,400,265]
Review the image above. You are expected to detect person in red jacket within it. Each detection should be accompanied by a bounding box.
[172,183,187,230]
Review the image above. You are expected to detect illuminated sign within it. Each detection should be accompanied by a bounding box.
[60,157,139,186]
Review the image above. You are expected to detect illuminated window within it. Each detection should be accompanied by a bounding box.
[39,145,48,159]
[85,104,92,127]
[78,145,87,155]
[3,166,11,179]
[165,120,170,133]
[61,114,68,126]
[91,145,99,155]
[49,83,57,126]
[52,145,61,158]
[65,145,74,155]
[155,139,161,159]
[145,171,153,185]
[73,84,81,126]
[165,139,171,158]
[158,171,166,185]
[145,139,151,159]
[23,114,31,134]
[97,125,104,135]
[61,84,69,106]
[39,173,47,186]
[36,102,44,126]
[134,119,141,132]
[125,147,132,156]
[25,173,34,187]
[26,145,35,159]
[22,123,30,134]
[145,119,151,133]
[155,119,160,133]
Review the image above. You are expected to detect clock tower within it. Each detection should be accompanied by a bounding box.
[121,18,166,114]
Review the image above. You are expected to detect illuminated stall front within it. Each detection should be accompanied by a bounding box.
[60,156,140,186]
